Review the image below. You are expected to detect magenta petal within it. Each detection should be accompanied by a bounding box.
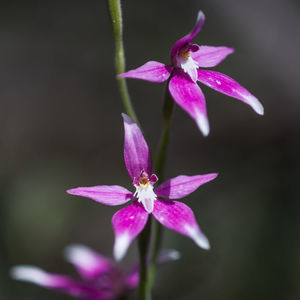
[125,269,139,290]
[169,69,210,136]
[67,185,133,206]
[119,61,172,83]
[197,70,264,115]
[122,113,152,179]
[112,201,149,261]
[152,199,210,250]
[191,46,234,67]
[10,266,102,298]
[155,173,218,199]
[170,11,205,61]
[64,244,113,279]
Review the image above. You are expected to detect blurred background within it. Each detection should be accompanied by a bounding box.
[1,0,299,299]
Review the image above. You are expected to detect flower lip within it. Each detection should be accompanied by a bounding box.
[133,170,158,213]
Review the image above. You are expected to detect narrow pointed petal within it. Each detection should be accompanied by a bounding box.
[169,69,210,136]
[157,249,181,263]
[119,61,172,83]
[191,46,234,67]
[171,11,206,61]
[64,244,113,279]
[10,266,102,298]
[152,199,210,250]
[112,201,149,261]
[155,173,218,199]
[197,70,264,115]
[67,185,133,206]
[125,249,180,289]
[122,113,152,179]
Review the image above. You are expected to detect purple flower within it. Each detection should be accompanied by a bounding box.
[67,114,217,261]
[119,11,264,136]
[11,244,179,300]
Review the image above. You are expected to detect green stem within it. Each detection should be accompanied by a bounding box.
[107,0,139,123]
[148,86,174,291]
[138,218,152,300]
[154,87,174,179]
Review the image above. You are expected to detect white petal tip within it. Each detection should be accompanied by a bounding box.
[196,235,211,250]
[193,232,210,250]
[196,114,210,136]
[10,266,50,285]
[113,234,130,261]
[166,250,181,260]
[186,226,211,250]
[64,244,95,268]
[196,10,205,22]
[247,95,264,115]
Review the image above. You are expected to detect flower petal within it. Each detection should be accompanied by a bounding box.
[191,46,234,67]
[67,185,133,206]
[197,70,264,115]
[119,61,172,83]
[152,199,210,250]
[157,249,181,263]
[10,266,103,298]
[122,113,152,179]
[168,69,210,136]
[170,11,205,62]
[112,201,149,261]
[64,244,113,279]
[155,173,218,199]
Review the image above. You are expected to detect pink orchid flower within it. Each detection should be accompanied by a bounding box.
[67,114,217,261]
[119,11,264,136]
[11,244,179,300]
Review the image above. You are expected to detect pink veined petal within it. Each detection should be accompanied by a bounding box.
[67,185,133,206]
[64,244,114,280]
[197,70,264,115]
[152,199,210,250]
[122,113,152,179]
[112,201,149,261]
[191,46,235,67]
[118,61,172,83]
[10,266,104,299]
[125,249,180,289]
[170,11,205,63]
[155,173,218,199]
[169,69,210,136]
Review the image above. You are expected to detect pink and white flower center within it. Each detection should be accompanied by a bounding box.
[175,46,199,82]
[134,171,157,213]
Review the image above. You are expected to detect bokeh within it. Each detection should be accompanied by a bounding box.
[1,0,299,299]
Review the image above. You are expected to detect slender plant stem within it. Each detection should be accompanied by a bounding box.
[148,85,174,291]
[108,2,173,297]
[107,0,139,123]
[138,218,152,300]
[154,87,174,179]
[108,2,149,299]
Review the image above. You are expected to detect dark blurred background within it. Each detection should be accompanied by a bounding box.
[1,0,299,299]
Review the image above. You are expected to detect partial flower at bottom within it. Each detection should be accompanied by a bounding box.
[67,114,218,261]
[11,244,179,300]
